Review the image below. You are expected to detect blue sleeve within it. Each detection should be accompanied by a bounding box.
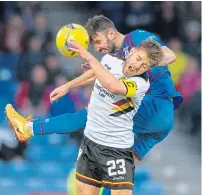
[33,108,87,135]
[131,29,166,47]
[132,132,169,158]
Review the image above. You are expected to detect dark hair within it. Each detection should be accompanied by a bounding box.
[137,38,164,67]
[85,15,116,41]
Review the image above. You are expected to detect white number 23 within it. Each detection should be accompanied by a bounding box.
[107,159,126,177]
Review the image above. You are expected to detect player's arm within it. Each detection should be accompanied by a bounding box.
[88,57,132,96]
[50,69,95,102]
[87,57,149,97]
[67,69,95,88]
[69,39,147,97]
[77,76,96,86]
[132,30,176,66]
[159,46,176,66]
[89,56,150,97]
[70,72,96,88]
[68,40,127,95]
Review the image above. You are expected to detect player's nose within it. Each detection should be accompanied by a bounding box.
[131,64,140,73]
[129,66,135,72]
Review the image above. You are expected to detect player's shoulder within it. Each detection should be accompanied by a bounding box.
[131,74,150,87]
[129,29,154,45]
[126,74,149,89]
[127,75,149,95]
[132,29,146,33]
[101,53,124,64]
[131,29,155,40]
[131,29,150,35]
[130,73,148,82]
[138,73,149,81]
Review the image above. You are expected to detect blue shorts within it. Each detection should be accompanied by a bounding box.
[132,95,174,159]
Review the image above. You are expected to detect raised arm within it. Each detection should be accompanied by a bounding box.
[50,69,95,102]
[67,69,95,89]
[69,39,131,96]
[87,57,128,95]
[132,30,176,66]
[89,59,149,98]
[74,75,96,87]
[159,46,176,65]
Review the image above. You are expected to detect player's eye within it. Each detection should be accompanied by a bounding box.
[137,55,142,61]
[142,64,147,69]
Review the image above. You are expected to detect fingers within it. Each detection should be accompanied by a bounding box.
[50,91,55,100]
[68,39,81,49]
[68,39,80,53]
[50,90,60,103]
[81,62,92,72]
[50,94,60,103]
[68,39,91,61]
[81,62,91,69]
[69,47,79,53]
[83,68,89,72]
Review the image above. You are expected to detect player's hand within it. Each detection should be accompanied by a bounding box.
[81,62,92,72]
[68,39,93,62]
[50,84,69,103]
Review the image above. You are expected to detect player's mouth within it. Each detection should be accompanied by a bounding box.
[101,49,108,54]
[123,66,131,76]
[125,70,129,76]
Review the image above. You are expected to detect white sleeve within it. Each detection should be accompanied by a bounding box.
[130,77,150,95]
[100,54,109,67]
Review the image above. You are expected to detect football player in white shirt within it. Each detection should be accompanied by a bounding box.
[6,38,163,195]
[65,38,163,195]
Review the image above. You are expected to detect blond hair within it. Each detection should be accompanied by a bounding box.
[137,38,164,67]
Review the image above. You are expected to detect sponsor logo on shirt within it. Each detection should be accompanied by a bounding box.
[104,64,111,70]
[95,82,115,99]
[112,176,125,181]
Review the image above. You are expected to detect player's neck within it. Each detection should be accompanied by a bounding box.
[115,33,124,49]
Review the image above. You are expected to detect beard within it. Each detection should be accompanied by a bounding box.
[107,37,116,53]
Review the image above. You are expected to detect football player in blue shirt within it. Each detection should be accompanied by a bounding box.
[6,15,183,194]
[6,14,183,166]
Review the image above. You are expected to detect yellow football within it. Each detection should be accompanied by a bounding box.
[56,23,89,58]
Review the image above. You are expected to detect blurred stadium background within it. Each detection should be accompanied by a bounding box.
[0,1,200,195]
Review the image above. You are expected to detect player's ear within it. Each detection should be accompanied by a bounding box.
[130,47,136,55]
[107,28,116,40]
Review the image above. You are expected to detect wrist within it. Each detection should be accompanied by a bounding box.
[65,82,71,90]
[87,57,99,68]
[86,54,96,63]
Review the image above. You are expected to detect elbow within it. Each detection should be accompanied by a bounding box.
[107,80,126,95]
[166,51,176,64]
[170,52,176,63]
[161,46,176,65]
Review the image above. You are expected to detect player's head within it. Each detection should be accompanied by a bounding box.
[85,15,118,54]
[123,38,163,76]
